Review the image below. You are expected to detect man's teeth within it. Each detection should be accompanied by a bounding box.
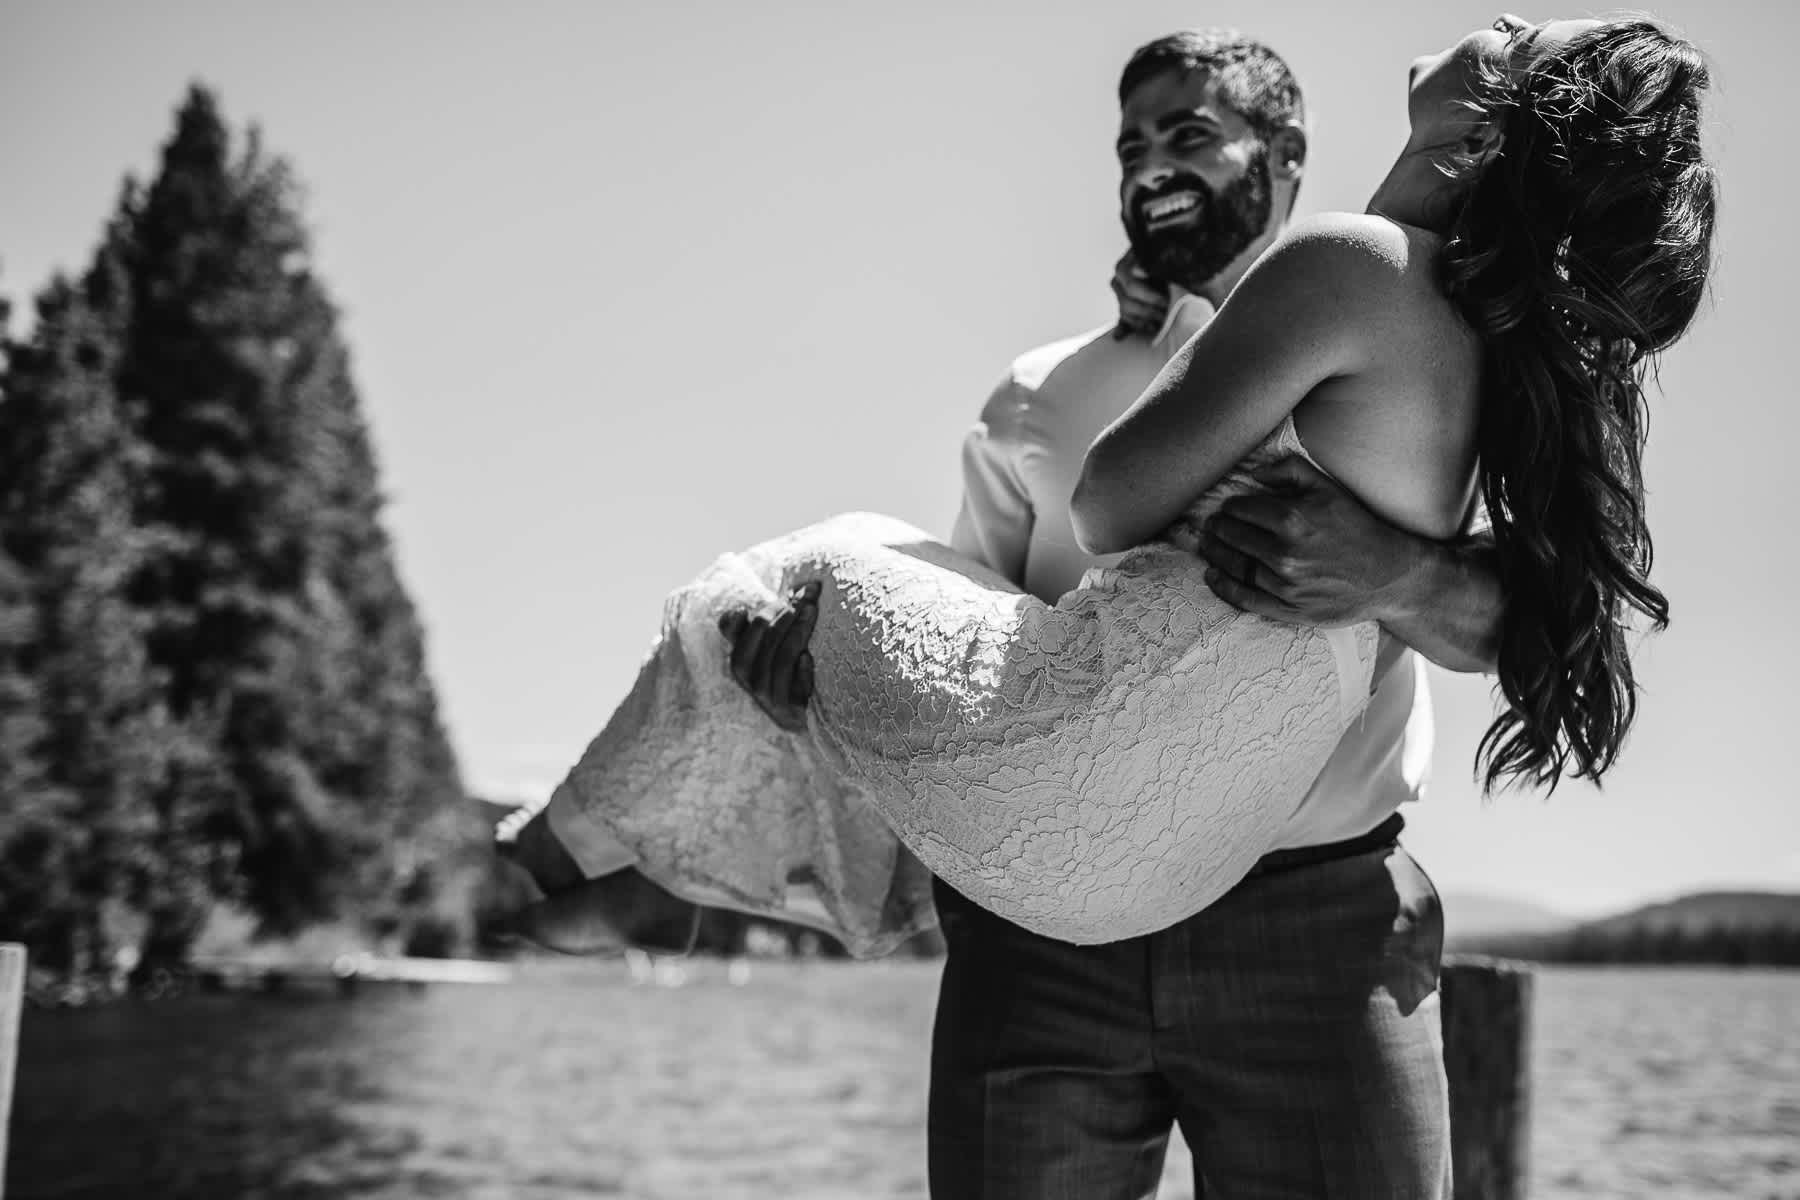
[1146,193,1199,220]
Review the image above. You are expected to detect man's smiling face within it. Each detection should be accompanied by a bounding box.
[1116,69,1274,294]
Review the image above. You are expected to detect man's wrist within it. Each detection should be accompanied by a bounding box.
[1369,528,1436,629]
[1376,534,1503,673]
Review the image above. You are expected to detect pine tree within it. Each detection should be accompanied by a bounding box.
[0,289,76,968]
[0,296,57,873]
[311,359,466,930]
[117,88,345,934]
[265,123,463,938]
[0,541,79,966]
[1,85,468,971]
[117,85,463,940]
[0,256,172,976]
[256,272,466,927]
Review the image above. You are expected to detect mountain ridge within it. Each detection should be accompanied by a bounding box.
[1444,888,1800,965]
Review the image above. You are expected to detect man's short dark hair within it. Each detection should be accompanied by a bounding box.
[1118,29,1306,141]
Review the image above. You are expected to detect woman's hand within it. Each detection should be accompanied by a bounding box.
[1109,248,1170,340]
[717,582,820,732]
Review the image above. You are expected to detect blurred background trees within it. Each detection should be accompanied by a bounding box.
[0,85,475,985]
[0,85,883,991]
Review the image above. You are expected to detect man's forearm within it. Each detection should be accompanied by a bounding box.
[1379,535,1504,674]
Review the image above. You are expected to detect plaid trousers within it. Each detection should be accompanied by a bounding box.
[926,818,1451,1200]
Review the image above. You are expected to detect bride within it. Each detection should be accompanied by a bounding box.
[500,15,1715,956]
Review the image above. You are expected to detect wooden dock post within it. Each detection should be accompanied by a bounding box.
[1,943,25,1200]
[1441,955,1534,1200]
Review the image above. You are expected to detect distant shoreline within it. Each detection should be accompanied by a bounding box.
[1445,888,1800,968]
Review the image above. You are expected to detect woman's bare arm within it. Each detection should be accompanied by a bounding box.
[1071,214,1404,555]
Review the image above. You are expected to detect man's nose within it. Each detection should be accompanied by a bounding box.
[1132,160,1179,191]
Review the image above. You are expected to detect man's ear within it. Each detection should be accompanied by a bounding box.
[1269,121,1307,185]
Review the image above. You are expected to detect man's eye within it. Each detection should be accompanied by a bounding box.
[1174,128,1214,148]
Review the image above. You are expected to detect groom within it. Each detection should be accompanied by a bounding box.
[726,29,1503,1200]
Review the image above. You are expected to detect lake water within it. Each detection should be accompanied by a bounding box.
[11,964,1798,1199]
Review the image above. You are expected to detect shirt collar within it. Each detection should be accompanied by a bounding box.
[1151,286,1217,353]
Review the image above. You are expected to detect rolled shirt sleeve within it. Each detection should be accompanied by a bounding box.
[949,377,1037,585]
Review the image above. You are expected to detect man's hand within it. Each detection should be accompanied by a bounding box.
[717,581,821,732]
[1196,455,1420,628]
[1110,249,1170,340]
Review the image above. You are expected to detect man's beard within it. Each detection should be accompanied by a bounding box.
[1123,148,1273,294]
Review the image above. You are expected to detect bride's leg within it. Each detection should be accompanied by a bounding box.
[494,807,585,896]
[503,870,701,956]
[495,806,702,954]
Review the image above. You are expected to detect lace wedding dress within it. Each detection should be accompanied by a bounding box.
[540,416,1377,957]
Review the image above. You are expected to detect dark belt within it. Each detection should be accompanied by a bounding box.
[1244,812,1406,880]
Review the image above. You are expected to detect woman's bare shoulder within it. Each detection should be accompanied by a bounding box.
[1268,212,1447,291]
[1255,213,1459,362]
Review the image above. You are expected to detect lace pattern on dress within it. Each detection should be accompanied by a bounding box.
[554,417,1376,956]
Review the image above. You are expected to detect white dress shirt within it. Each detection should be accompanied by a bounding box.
[948,294,1432,850]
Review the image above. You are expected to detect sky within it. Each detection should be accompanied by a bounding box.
[4,0,1793,918]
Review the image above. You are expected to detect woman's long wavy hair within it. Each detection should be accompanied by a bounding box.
[1439,20,1716,792]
